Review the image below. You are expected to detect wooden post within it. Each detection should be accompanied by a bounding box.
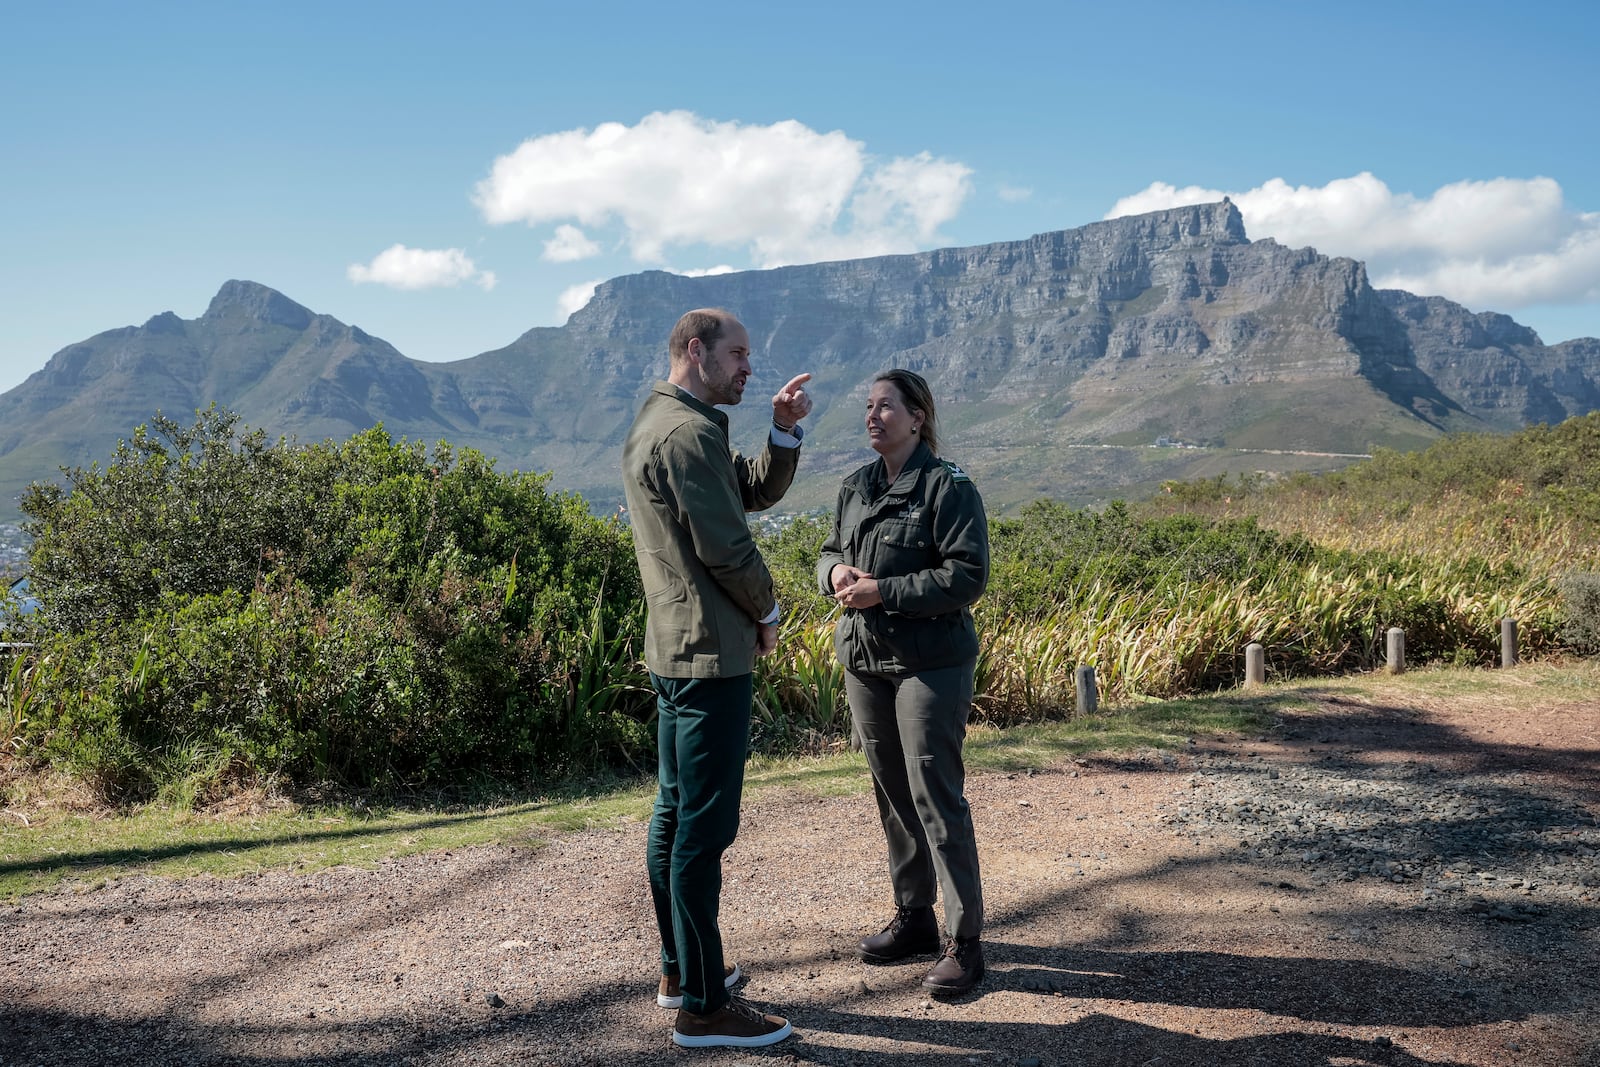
[1386,627,1406,674]
[1075,664,1098,716]
[1245,642,1265,686]
[1501,617,1518,668]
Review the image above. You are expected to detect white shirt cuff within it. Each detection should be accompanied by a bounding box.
[759,602,781,625]
[769,422,803,448]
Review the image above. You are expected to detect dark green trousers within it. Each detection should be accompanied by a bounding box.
[846,663,983,939]
[646,672,752,1015]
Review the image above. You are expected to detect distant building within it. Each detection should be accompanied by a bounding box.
[0,523,29,574]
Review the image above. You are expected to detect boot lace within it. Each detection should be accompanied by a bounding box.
[940,936,976,963]
[884,905,921,935]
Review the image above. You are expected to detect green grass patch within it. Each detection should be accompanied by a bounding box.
[967,689,1289,772]
[1283,658,1600,707]
[0,778,658,902]
[745,751,870,797]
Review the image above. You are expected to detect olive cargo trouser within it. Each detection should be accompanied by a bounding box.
[646,672,752,1015]
[846,663,984,939]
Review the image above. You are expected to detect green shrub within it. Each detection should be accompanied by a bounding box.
[1558,572,1600,654]
[16,409,652,799]
[756,513,831,621]
[988,499,1319,617]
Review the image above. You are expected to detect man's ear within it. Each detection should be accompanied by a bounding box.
[685,336,705,365]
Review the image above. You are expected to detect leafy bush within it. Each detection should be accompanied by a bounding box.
[15,410,652,800]
[1558,572,1600,654]
[756,513,831,620]
[988,500,1319,617]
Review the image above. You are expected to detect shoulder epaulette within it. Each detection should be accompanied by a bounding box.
[940,459,972,483]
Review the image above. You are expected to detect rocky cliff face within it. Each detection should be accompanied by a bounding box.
[475,199,1598,480]
[3,202,1598,519]
[1378,291,1600,427]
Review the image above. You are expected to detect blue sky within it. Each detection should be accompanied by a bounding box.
[3,0,1597,394]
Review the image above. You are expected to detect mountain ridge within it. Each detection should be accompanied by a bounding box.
[3,201,1598,521]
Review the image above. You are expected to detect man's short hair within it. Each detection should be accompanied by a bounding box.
[669,308,734,365]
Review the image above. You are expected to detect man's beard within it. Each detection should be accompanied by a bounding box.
[704,361,744,406]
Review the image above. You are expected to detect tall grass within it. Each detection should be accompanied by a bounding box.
[2,649,45,755]
[752,443,1588,739]
[753,619,849,750]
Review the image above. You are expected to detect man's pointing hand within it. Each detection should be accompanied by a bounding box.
[772,373,813,428]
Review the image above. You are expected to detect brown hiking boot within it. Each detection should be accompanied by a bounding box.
[657,962,741,1008]
[922,936,984,996]
[671,995,793,1048]
[858,905,940,963]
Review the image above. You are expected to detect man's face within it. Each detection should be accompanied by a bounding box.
[696,320,753,407]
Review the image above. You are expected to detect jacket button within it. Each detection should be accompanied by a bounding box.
[918,540,926,547]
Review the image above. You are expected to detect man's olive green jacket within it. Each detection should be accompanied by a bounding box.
[622,381,799,679]
[816,440,989,675]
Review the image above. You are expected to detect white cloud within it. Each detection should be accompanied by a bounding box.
[543,224,601,263]
[676,265,737,278]
[1105,173,1600,310]
[997,184,1033,203]
[1378,226,1600,307]
[348,244,497,290]
[557,279,602,320]
[474,110,973,269]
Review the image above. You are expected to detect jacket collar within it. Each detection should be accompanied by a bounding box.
[651,380,728,432]
[847,440,936,502]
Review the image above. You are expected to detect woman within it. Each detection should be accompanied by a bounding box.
[816,368,990,996]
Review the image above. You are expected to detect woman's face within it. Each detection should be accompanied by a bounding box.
[865,379,923,456]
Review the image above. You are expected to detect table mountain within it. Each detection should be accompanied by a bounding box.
[3,201,1597,520]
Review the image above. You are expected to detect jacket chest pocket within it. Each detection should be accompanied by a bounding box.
[872,515,935,570]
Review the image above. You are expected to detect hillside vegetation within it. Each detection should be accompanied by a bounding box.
[1142,410,1600,661]
[2,409,1596,806]
[1148,410,1600,567]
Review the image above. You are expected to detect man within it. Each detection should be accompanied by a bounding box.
[621,308,812,1049]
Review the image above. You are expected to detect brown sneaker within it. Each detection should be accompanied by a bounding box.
[656,963,741,1008]
[672,995,793,1048]
[858,905,940,963]
[921,937,984,996]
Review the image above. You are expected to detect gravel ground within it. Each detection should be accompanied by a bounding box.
[2,680,1597,1066]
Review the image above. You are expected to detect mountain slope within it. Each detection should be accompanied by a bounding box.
[3,202,1598,520]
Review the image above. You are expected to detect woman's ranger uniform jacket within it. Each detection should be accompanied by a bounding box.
[816,440,988,675]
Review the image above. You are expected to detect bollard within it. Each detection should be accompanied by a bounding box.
[1386,626,1406,674]
[1075,664,1099,716]
[1244,642,1265,686]
[1501,617,1518,668]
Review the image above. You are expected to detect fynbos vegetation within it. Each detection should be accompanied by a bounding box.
[3,410,1594,804]
[5,409,648,802]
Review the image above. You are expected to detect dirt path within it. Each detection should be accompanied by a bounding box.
[3,681,1597,1066]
